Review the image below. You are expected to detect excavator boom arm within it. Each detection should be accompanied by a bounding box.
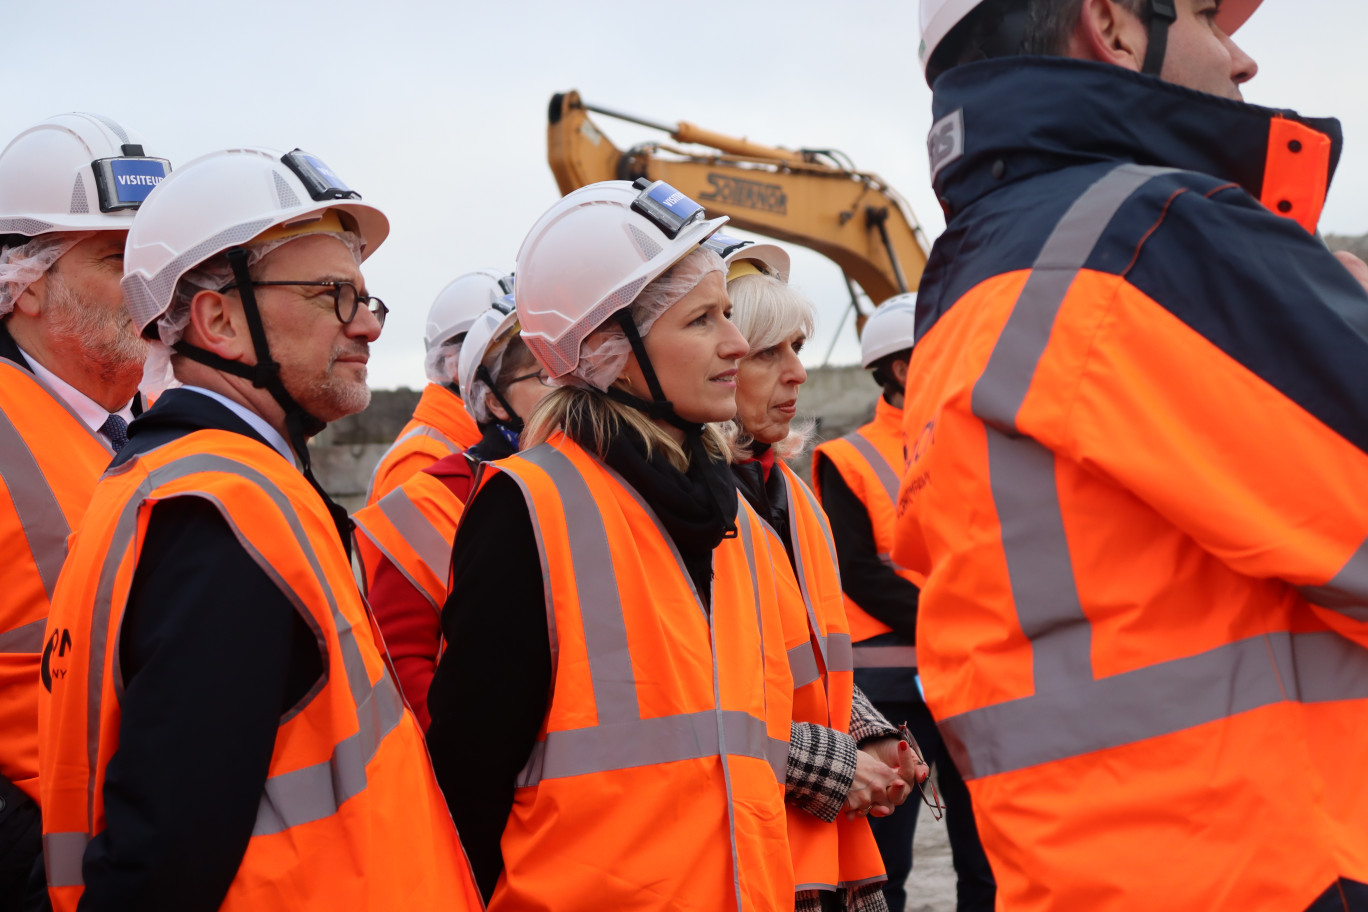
[547,90,928,307]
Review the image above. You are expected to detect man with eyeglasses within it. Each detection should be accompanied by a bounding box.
[37,147,482,912]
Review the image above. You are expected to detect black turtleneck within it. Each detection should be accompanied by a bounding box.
[426,426,738,901]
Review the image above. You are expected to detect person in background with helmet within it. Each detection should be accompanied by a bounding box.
[354,292,553,729]
[719,240,925,912]
[365,269,509,504]
[811,294,994,912]
[901,0,1368,908]
[426,179,798,911]
[0,113,167,907]
[37,147,482,912]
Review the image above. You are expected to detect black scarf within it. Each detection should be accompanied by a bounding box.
[566,418,737,609]
[600,426,738,556]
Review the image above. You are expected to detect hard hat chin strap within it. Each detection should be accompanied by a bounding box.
[1140,0,1177,77]
[171,246,353,552]
[605,310,738,539]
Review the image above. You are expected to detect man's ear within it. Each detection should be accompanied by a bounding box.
[1069,0,1148,71]
[183,289,255,364]
[12,272,47,318]
[892,357,910,388]
[485,390,510,423]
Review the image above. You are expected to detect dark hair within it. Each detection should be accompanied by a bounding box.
[930,0,1147,79]
[869,349,913,402]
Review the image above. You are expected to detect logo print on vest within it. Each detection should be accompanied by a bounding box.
[40,628,73,692]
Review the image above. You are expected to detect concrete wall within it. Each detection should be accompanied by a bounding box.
[308,366,884,510]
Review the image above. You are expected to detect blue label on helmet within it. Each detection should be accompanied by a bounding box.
[646,182,702,221]
[108,159,169,204]
[295,152,352,193]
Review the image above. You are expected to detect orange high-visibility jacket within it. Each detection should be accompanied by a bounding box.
[366,383,481,504]
[0,357,113,804]
[896,59,1368,910]
[354,467,463,611]
[812,398,921,673]
[485,435,795,912]
[769,460,886,895]
[38,429,483,912]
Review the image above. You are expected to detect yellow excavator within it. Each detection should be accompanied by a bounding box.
[546,90,930,344]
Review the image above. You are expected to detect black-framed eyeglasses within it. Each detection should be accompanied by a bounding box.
[220,280,388,328]
[503,368,550,388]
[899,723,945,821]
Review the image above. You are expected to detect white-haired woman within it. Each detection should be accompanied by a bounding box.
[723,247,925,912]
[426,181,799,912]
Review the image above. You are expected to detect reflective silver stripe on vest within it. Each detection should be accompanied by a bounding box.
[735,502,786,782]
[877,552,912,573]
[853,645,917,669]
[824,632,854,673]
[356,484,453,612]
[51,453,409,886]
[782,470,835,670]
[790,634,852,687]
[365,424,459,501]
[0,405,73,603]
[970,163,1173,432]
[844,430,902,505]
[510,445,788,791]
[519,446,640,723]
[42,830,89,889]
[0,617,46,653]
[939,163,1368,781]
[515,708,786,788]
[969,166,1169,695]
[1298,542,1368,622]
[789,643,821,689]
[940,630,1368,780]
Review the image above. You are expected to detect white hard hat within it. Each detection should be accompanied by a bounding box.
[860,293,918,367]
[919,0,1262,81]
[122,147,389,337]
[704,231,791,284]
[515,178,727,380]
[425,269,514,351]
[457,297,519,423]
[0,113,170,237]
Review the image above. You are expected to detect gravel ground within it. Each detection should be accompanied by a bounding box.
[904,799,957,912]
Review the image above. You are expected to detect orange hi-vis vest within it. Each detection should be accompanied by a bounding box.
[812,398,921,672]
[367,383,480,505]
[769,460,886,895]
[0,357,113,804]
[354,468,463,612]
[38,430,483,912]
[895,162,1368,908]
[485,435,795,912]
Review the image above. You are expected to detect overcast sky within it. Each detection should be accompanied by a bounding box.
[9,1,1365,388]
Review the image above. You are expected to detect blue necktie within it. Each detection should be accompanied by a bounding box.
[100,414,128,452]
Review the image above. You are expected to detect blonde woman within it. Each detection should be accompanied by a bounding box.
[426,181,798,911]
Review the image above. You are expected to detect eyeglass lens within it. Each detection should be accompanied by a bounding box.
[334,283,387,328]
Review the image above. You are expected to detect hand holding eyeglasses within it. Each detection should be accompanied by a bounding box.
[897,722,945,821]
